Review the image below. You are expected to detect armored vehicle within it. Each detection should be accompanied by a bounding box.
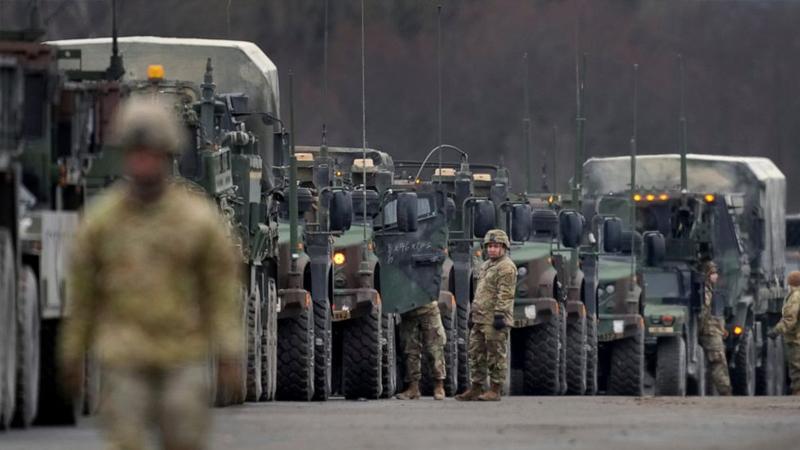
[585,154,788,396]
[50,37,288,404]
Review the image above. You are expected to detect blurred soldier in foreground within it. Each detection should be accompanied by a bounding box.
[698,261,732,396]
[768,271,800,395]
[396,301,448,399]
[456,229,516,402]
[59,98,243,450]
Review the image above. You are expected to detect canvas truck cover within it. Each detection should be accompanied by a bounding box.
[46,37,280,168]
[583,154,786,280]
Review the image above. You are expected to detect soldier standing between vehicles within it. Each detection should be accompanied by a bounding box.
[768,270,800,395]
[698,261,732,396]
[456,229,517,402]
[395,301,448,400]
[59,98,243,450]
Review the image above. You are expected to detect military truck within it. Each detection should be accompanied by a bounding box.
[584,154,788,396]
[49,37,289,404]
[293,145,394,400]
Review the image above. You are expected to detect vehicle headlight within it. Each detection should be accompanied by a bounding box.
[517,266,528,277]
[524,305,537,320]
[605,284,616,295]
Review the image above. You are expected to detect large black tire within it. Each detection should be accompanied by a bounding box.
[607,326,645,396]
[422,305,457,396]
[655,336,687,396]
[312,298,332,401]
[566,313,587,395]
[380,313,397,398]
[773,336,787,396]
[456,301,470,394]
[246,283,263,402]
[559,307,568,395]
[523,313,560,395]
[12,266,40,428]
[687,344,706,396]
[35,321,81,425]
[276,307,315,401]
[342,305,382,400]
[756,333,776,396]
[585,315,598,395]
[0,229,17,429]
[732,328,756,396]
[260,277,278,401]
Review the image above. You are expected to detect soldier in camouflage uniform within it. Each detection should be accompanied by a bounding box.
[456,229,517,402]
[59,98,243,450]
[698,261,732,396]
[395,302,447,400]
[768,270,800,395]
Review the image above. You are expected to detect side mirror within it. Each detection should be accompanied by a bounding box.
[619,230,643,255]
[353,189,380,219]
[643,231,666,266]
[559,210,583,249]
[510,204,532,242]
[329,190,353,232]
[397,192,419,232]
[473,200,495,238]
[602,217,623,253]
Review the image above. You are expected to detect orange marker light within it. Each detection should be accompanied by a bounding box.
[659,193,669,201]
[645,194,656,202]
[633,194,642,202]
[704,194,716,203]
[733,325,744,336]
[333,252,346,265]
[147,64,165,80]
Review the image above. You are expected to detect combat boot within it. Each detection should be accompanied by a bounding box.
[477,382,502,401]
[433,380,445,400]
[396,382,420,400]
[454,382,484,401]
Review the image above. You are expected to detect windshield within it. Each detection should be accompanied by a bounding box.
[380,197,433,227]
[643,271,681,299]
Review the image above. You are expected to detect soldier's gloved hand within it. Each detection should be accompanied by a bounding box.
[767,328,779,339]
[493,314,506,331]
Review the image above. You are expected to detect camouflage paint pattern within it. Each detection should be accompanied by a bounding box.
[398,302,446,383]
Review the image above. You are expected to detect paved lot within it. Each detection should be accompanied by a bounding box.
[2,396,800,450]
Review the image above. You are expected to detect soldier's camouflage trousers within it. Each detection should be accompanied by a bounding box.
[101,362,210,450]
[468,323,509,386]
[700,333,732,396]
[399,303,446,383]
[786,341,800,395]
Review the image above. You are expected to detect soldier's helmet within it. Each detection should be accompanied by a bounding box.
[483,229,510,249]
[788,271,800,288]
[702,261,718,276]
[111,97,185,155]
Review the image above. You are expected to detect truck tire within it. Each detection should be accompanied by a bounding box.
[687,344,706,396]
[655,336,687,396]
[312,298,332,401]
[380,313,397,398]
[276,307,315,401]
[456,301,470,394]
[13,267,40,427]
[586,315,598,396]
[246,284,263,402]
[566,313,587,395]
[35,321,81,425]
[732,328,756,396]
[342,305,382,399]
[0,229,17,429]
[773,336,786,395]
[260,276,278,401]
[559,307,568,395]
[607,326,645,396]
[756,334,776,396]
[523,312,560,395]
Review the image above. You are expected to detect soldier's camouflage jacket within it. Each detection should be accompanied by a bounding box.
[700,283,725,338]
[471,254,517,325]
[775,287,800,344]
[60,182,242,370]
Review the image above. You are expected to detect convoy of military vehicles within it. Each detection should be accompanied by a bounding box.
[0,2,794,434]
